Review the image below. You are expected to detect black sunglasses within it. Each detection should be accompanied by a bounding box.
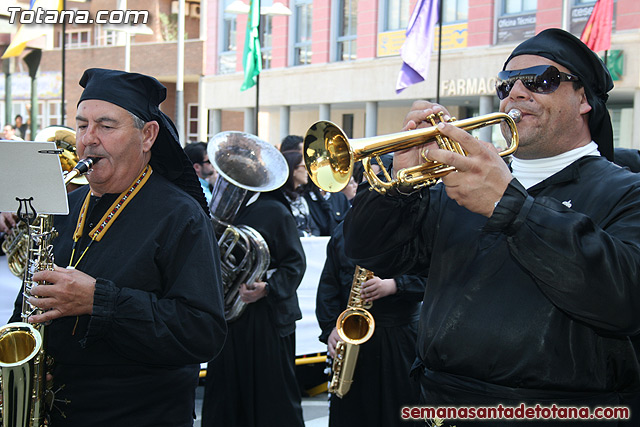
[495,65,580,100]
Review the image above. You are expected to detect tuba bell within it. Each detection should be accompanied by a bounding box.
[207,132,288,322]
[303,109,521,194]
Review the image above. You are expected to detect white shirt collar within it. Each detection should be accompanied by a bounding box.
[511,141,601,189]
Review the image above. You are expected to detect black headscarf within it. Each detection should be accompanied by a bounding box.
[503,28,614,161]
[78,68,209,215]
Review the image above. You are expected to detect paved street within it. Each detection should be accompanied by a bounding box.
[194,386,330,427]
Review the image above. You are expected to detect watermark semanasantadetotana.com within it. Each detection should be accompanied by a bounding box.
[401,403,631,423]
[7,7,149,25]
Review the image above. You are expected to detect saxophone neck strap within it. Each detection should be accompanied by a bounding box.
[69,165,152,268]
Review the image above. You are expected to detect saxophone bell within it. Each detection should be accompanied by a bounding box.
[0,155,94,427]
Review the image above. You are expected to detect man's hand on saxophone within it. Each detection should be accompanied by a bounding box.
[327,327,340,358]
[27,264,96,323]
[361,277,397,304]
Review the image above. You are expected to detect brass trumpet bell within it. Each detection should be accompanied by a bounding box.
[304,110,521,194]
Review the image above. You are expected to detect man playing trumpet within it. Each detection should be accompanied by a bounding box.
[343,28,640,426]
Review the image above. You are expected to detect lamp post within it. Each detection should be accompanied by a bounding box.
[225,1,291,135]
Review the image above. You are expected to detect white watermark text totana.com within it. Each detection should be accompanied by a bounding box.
[7,7,149,25]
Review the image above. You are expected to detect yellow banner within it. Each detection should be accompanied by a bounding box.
[377,23,468,57]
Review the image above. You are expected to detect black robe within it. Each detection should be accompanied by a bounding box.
[343,156,640,426]
[303,187,350,236]
[316,222,425,426]
[202,190,306,427]
[11,171,227,427]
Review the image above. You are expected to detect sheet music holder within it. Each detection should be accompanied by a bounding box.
[0,141,70,215]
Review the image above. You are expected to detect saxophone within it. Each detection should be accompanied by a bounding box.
[329,265,375,398]
[2,126,85,279]
[1,222,29,277]
[0,158,94,427]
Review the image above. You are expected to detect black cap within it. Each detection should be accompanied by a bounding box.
[78,68,209,215]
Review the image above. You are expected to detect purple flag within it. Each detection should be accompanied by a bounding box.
[396,0,439,93]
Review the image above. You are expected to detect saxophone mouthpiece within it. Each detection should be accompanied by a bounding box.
[64,157,96,186]
[508,108,522,123]
[75,157,97,174]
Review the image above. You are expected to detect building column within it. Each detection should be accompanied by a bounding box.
[208,109,222,141]
[319,104,331,121]
[365,101,378,138]
[244,107,256,134]
[198,78,211,142]
[478,95,493,143]
[634,89,640,149]
[280,105,290,143]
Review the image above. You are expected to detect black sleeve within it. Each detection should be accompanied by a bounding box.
[343,185,433,279]
[485,178,640,335]
[262,208,307,304]
[315,233,346,344]
[393,274,427,301]
[82,213,227,365]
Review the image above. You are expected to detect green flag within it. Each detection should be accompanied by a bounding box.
[241,0,262,91]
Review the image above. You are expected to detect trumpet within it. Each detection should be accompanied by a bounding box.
[303,109,521,194]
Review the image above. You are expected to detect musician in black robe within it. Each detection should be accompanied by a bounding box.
[10,68,226,426]
[343,29,640,426]
[316,221,425,426]
[202,188,306,427]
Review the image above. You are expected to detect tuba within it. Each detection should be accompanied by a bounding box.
[2,127,83,279]
[207,132,288,322]
[329,266,375,398]
[0,158,95,427]
[304,109,521,194]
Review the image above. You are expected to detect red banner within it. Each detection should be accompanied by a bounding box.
[580,0,614,53]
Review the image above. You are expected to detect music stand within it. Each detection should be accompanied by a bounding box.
[0,141,69,216]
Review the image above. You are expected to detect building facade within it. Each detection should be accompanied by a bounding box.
[1,0,205,141]
[1,0,639,150]
[202,0,640,148]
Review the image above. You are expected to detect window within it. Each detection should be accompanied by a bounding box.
[337,0,357,61]
[384,0,410,31]
[219,0,238,74]
[95,28,121,46]
[342,114,354,138]
[260,14,273,69]
[63,30,91,48]
[187,103,198,142]
[293,0,312,65]
[502,0,537,15]
[443,0,468,24]
[496,0,537,44]
[47,101,62,127]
